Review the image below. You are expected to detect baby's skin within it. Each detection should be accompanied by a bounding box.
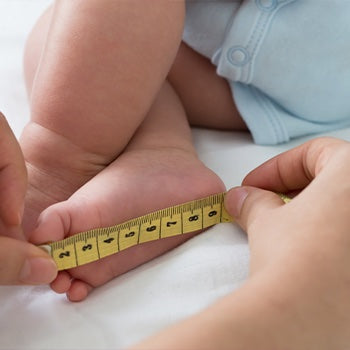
[21,83,225,301]
[21,1,244,301]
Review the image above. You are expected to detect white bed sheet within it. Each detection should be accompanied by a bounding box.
[1,1,350,349]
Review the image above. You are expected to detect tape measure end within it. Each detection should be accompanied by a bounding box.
[39,244,52,255]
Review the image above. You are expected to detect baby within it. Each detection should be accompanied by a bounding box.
[21,0,350,301]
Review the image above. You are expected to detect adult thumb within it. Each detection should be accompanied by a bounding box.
[224,186,285,232]
[0,236,57,285]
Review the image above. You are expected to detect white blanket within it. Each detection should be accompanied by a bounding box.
[1,1,349,349]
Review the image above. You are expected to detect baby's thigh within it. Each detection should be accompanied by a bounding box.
[169,42,247,130]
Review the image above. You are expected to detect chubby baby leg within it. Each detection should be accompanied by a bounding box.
[169,42,247,131]
[30,82,225,301]
[21,0,185,233]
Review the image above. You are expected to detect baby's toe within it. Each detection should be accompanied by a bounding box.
[29,201,73,245]
[50,271,72,294]
[67,280,93,302]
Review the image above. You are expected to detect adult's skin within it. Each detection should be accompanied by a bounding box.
[133,137,350,349]
[0,112,57,285]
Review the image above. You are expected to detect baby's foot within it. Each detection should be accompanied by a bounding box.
[20,122,109,234]
[22,123,225,301]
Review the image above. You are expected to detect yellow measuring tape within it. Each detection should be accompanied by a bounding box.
[41,193,233,271]
[41,192,290,271]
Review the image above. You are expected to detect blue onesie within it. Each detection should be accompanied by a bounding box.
[183,0,350,144]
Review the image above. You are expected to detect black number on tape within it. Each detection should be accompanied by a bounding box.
[189,215,199,222]
[125,231,135,238]
[104,238,114,244]
[82,244,92,251]
[208,210,217,217]
[166,221,177,227]
[146,225,157,232]
[59,251,70,259]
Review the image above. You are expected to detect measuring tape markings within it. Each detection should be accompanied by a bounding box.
[41,192,292,271]
[42,192,234,271]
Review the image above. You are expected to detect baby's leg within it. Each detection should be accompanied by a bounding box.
[31,81,225,301]
[21,0,185,232]
[22,2,225,301]
[169,42,248,131]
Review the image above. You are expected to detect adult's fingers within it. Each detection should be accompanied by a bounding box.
[0,112,27,227]
[0,236,57,285]
[225,186,285,232]
[242,137,346,193]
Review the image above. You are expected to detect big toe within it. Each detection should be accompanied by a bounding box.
[30,199,81,245]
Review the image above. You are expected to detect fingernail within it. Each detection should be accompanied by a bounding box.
[225,187,249,219]
[20,257,57,284]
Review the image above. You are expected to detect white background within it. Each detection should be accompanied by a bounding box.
[0,1,349,349]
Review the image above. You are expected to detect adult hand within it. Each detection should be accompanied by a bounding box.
[134,137,350,350]
[0,112,56,285]
[225,136,350,349]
